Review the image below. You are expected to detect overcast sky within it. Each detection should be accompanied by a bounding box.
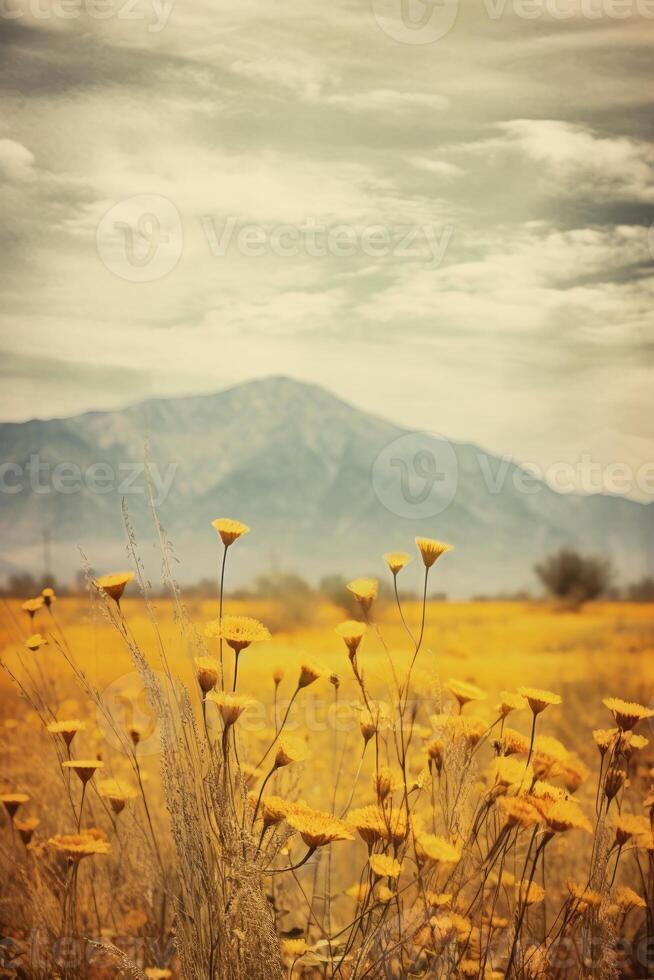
[1,0,652,498]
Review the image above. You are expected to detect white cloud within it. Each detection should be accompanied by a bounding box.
[0,139,36,183]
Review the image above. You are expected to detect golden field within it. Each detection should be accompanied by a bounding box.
[1,551,654,980]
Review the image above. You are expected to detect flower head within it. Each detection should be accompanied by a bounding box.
[47,719,86,748]
[1,792,29,819]
[15,816,40,845]
[48,828,111,859]
[259,795,294,828]
[94,571,135,604]
[62,759,104,784]
[346,578,379,613]
[496,691,527,717]
[22,597,44,619]
[517,880,545,906]
[144,971,172,980]
[97,779,137,814]
[593,728,618,755]
[447,678,486,709]
[603,698,653,731]
[207,691,253,727]
[615,885,646,911]
[415,833,461,865]
[517,687,562,715]
[415,538,452,568]
[194,655,219,693]
[280,939,308,965]
[335,620,367,656]
[540,799,592,834]
[25,633,48,652]
[369,854,402,879]
[298,662,322,689]
[566,880,602,908]
[206,615,271,652]
[614,813,649,846]
[497,796,541,829]
[275,736,307,769]
[383,552,412,576]
[287,807,354,849]
[41,587,56,607]
[211,518,250,547]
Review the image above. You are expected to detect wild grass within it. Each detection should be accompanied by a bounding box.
[0,517,653,980]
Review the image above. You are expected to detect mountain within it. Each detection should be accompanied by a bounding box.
[0,376,651,596]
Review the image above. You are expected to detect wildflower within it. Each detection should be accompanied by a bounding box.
[447,678,486,709]
[94,571,135,604]
[500,728,532,756]
[530,780,570,803]
[497,796,541,829]
[425,891,452,909]
[369,854,402,879]
[496,691,526,717]
[540,799,592,834]
[128,725,144,747]
[47,719,86,748]
[415,537,452,568]
[272,666,284,686]
[348,806,386,846]
[517,687,562,715]
[22,597,44,620]
[346,882,369,902]
[41,587,56,606]
[415,833,461,865]
[614,885,646,911]
[194,655,219,693]
[25,633,47,652]
[48,828,111,859]
[1,793,29,819]
[623,733,649,756]
[287,807,354,848]
[593,728,617,755]
[604,767,626,801]
[374,766,397,803]
[559,756,589,793]
[488,756,533,789]
[15,816,39,845]
[207,691,253,727]
[97,779,137,814]
[360,710,377,744]
[298,662,322,689]
[144,971,172,980]
[280,939,308,966]
[62,759,104,784]
[329,672,340,690]
[433,713,487,747]
[260,795,293,828]
[603,697,653,731]
[566,880,602,908]
[383,552,412,575]
[211,518,250,547]
[335,620,367,656]
[427,738,445,773]
[532,735,569,779]
[274,737,306,769]
[346,578,379,613]
[206,615,271,652]
[614,813,649,846]
[517,880,545,906]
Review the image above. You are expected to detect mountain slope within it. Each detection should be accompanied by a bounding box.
[0,376,651,595]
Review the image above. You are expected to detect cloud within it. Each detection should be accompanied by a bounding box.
[0,139,36,182]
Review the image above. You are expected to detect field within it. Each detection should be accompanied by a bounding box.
[1,544,653,980]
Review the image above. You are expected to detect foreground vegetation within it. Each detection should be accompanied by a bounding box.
[1,520,653,979]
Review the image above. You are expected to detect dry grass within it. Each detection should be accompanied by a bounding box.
[1,531,653,980]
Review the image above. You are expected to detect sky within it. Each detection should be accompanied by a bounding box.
[0,0,653,499]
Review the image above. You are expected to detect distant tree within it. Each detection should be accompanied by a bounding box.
[534,549,611,603]
[626,576,654,602]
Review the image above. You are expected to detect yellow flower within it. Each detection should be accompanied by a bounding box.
[274,737,307,769]
[603,697,654,731]
[488,756,533,789]
[272,666,284,686]
[369,854,402,879]
[447,678,486,709]
[427,738,445,772]
[259,795,293,828]
[346,578,379,612]
[347,806,387,846]
[334,620,367,655]
[48,829,111,859]
[593,728,618,755]
[97,779,137,814]
[614,885,646,911]
[566,880,602,908]
[501,728,531,756]
[211,518,250,547]
[604,767,626,801]
[415,537,452,568]
[94,571,135,603]
[144,971,172,980]
[287,807,354,848]
[25,633,48,652]
[1,792,30,819]
[206,615,271,652]
[415,833,461,865]
[383,551,412,575]
[62,759,104,784]
[15,816,40,845]
[280,939,308,965]
[496,691,527,717]
[194,655,219,693]
[517,880,545,906]
[540,799,592,834]
[614,813,649,846]
[497,796,541,829]
[47,719,86,748]
[41,587,56,607]
[373,766,398,803]
[346,882,370,902]
[517,687,562,715]
[298,662,322,689]
[22,597,44,618]
[207,691,253,727]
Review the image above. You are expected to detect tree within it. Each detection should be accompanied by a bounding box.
[534,548,611,603]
